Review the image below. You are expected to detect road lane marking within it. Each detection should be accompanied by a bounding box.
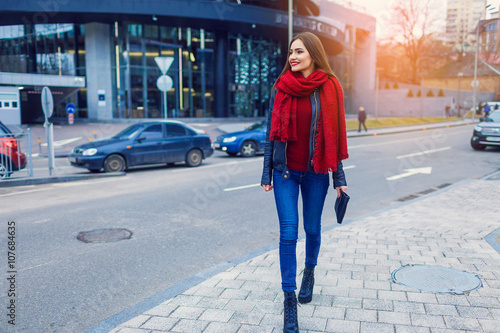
[224,183,261,192]
[51,177,129,187]
[32,166,74,171]
[223,165,355,192]
[172,159,260,172]
[40,137,82,147]
[349,137,426,149]
[0,188,51,197]
[34,218,51,224]
[386,167,432,180]
[396,146,451,159]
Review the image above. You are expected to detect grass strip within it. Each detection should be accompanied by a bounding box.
[345,117,462,131]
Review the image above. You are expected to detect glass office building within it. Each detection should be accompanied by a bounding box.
[0,0,376,123]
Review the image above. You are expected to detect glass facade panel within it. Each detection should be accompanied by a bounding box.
[228,34,282,117]
[34,24,76,75]
[0,23,85,121]
[0,23,77,75]
[112,23,217,119]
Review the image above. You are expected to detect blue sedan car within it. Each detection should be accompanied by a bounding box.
[69,121,213,172]
[213,120,266,157]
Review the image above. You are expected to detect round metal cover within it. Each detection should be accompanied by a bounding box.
[390,265,482,295]
[77,228,133,243]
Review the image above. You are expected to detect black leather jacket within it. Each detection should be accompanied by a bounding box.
[261,89,347,188]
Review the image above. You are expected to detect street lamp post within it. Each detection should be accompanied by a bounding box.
[375,71,379,121]
[472,23,480,120]
[472,5,493,120]
[420,76,424,119]
[375,67,383,122]
[457,72,463,118]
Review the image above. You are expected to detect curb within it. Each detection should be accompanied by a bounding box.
[217,120,477,137]
[346,119,477,138]
[0,172,126,188]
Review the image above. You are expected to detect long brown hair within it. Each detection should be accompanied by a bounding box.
[273,32,336,89]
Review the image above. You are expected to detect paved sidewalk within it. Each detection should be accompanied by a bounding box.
[98,176,500,333]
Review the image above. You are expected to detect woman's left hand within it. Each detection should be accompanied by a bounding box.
[336,186,348,198]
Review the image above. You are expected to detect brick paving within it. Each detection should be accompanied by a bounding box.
[110,178,500,332]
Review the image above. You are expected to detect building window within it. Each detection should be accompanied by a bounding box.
[112,23,215,119]
[228,34,283,117]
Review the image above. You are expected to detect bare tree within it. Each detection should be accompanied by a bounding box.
[386,0,442,83]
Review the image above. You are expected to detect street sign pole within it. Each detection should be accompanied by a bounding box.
[163,90,168,119]
[41,86,55,176]
[66,103,76,125]
[45,123,55,174]
[155,57,174,119]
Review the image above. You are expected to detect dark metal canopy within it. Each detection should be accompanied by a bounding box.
[296,0,320,16]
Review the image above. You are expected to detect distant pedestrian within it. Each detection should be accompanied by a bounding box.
[445,104,451,118]
[484,104,491,117]
[261,32,348,333]
[358,106,367,132]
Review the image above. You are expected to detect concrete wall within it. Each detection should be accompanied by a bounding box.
[376,88,495,117]
[85,22,113,120]
[425,76,500,100]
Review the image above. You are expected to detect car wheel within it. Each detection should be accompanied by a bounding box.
[240,140,257,157]
[186,149,202,167]
[226,152,238,157]
[104,154,126,172]
[471,140,486,151]
[0,161,12,179]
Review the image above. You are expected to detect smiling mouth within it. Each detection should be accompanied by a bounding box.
[290,62,299,66]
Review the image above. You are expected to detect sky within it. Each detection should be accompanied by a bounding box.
[337,0,499,39]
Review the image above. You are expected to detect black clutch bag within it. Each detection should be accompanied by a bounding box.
[334,190,350,224]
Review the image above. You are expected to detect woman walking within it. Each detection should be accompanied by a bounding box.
[261,32,349,333]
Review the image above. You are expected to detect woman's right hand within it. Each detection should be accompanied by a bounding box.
[262,184,273,192]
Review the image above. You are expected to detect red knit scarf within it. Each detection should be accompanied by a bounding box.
[270,69,349,173]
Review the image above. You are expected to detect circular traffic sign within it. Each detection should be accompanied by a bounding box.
[156,75,173,92]
[66,103,76,114]
[41,86,54,119]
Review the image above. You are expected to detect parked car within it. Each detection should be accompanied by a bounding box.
[68,121,214,172]
[213,120,267,157]
[471,110,500,150]
[0,122,27,179]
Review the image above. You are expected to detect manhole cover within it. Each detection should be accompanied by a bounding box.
[77,228,133,243]
[390,265,482,295]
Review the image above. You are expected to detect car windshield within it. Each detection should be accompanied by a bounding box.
[112,124,146,139]
[485,111,500,123]
[0,122,15,137]
[246,120,266,131]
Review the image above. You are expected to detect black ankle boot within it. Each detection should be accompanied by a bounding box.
[298,267,314,304]
[283,291,299,333]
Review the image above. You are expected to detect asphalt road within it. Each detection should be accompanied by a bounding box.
[0,125,499,332]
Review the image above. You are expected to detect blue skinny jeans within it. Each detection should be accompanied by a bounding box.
[273,169,329,292]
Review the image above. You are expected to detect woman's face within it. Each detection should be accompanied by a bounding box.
[289,39,315,78]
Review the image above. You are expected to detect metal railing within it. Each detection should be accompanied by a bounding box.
[0,128,33,180]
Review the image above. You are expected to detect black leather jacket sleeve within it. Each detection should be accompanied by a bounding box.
[333,162,347,188]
